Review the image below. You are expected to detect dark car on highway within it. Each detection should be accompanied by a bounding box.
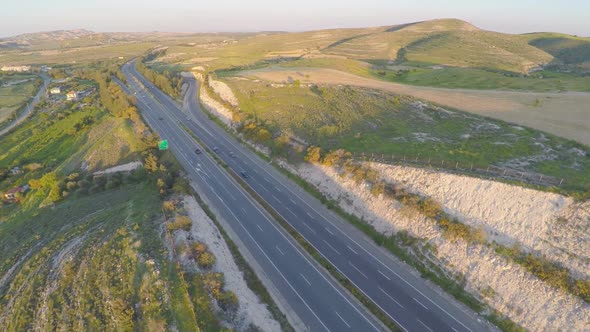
[240,171,249,178]
[195,148,202,154]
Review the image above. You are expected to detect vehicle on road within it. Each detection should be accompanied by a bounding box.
[240,171,249,178]
[212,146,219,152]
[195,148,202,154]
[158,116,164,120]
[229,151,236,158]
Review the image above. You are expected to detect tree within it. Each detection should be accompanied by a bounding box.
[47,184,62,202]
[144,153,159,173]
[256,128,272,142]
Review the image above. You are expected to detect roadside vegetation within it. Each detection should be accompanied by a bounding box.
[136,55,183,99]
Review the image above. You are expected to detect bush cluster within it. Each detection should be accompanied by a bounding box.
[201,272,239,315]
[167,215,192,232]
[191,242,217,270]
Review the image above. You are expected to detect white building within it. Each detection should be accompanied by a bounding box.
[1,65,31,72]
[50,87,61,95]
[66,91,78,101]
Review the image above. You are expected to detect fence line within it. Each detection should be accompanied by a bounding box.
[350,152,563,187]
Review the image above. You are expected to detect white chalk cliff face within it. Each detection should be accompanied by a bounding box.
[194,74,234,127]
[285,161,590,332]
[209,79,239,107]
[370,163,590,280]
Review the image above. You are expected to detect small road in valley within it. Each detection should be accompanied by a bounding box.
[0,73,50,137]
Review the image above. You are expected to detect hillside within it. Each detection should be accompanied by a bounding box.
[321,19,552,73]
[526,32,590,69]
[166,19,574,74]
[0,64,283,331]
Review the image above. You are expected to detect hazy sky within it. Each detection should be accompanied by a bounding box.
[1,0,589,37]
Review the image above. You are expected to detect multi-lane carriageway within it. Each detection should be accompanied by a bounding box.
[122,60,491,332]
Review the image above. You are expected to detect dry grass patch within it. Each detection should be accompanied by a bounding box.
[241,67,590,146]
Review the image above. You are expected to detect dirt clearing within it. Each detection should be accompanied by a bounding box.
[240,67,590,146]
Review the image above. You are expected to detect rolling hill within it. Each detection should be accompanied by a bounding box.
[526,32,590,69]
[167,18,586,75]
[321,19,554,73]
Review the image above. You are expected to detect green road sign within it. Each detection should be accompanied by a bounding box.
[158,140,169,150]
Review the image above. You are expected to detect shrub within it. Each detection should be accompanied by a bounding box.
[439,218,472,242]
[217,290,239,313]
[67,173,80,181]
[417,198,443,218]
[192,242,208,256]
[352,167,366,184]
[66,181,77,191]
[322,149,349,167]
[172,177,191,195]
[77,179,91,189]
[202,273,224,298]
[162,200,175,213]
[365,169,379,183]
[342,160,358,175]
[167,215,192,232]
[255,128,272,142]
[144,153,159,173]
[197,252,216,270]
[370,181,386,197]
[396,230,419,247]
[574,279,590,302]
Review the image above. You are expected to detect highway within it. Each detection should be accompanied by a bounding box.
[123,59,493,332]
[121,61,383,332]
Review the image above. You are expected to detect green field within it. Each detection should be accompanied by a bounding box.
[371,67,590,92]
[226,78,590,191]
[0,76,40,123]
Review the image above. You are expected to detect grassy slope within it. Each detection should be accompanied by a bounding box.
[0,85,219,331]
[0,78,40,123]
[201,19,587,92]
[526,32,590,66]
[227,79,590,190]
[321,19,552,72]
[377,67,590,91]
[0,183,202,331]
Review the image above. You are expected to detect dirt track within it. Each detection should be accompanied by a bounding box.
[241,67,590,146]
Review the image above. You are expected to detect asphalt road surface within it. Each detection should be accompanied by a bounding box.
[121,62,384,332]
[123,60,493,332]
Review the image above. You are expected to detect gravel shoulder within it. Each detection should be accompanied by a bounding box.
[182,196,281,332]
